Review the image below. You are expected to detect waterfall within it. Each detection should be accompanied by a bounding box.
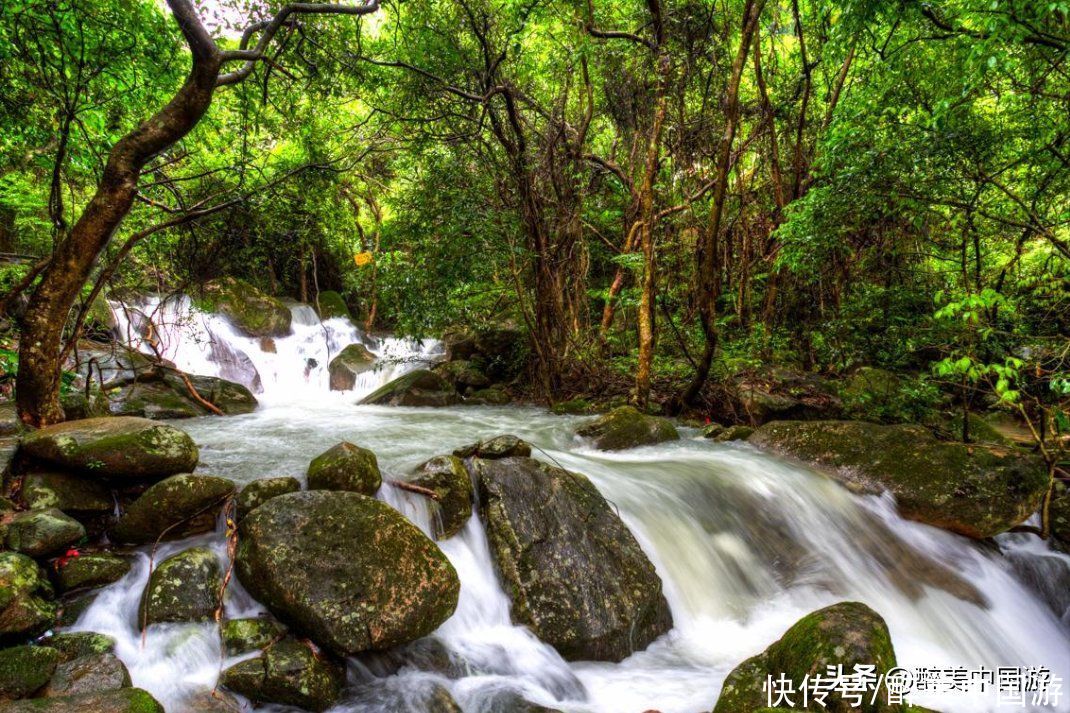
[79,298,1070,713]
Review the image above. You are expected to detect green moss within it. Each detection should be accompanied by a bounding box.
[221,638,342,712]
[38,631,117,661]
[20,471,113,515]
[314,290,351,321]
[575,405,680,451]
[306,442,381,495]
[0,644,61,699]
[0,687,165,712]
[54,553,131,593]
[4,508,86,557]
[111,474,235,544]
[221,617,286,655]
[138,547,222,626]
[359,369,461,407]
[201,277,291,338]
[550,398,595,415]
[236,476,301,519]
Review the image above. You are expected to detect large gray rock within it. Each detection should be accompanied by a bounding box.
[749,420,1050,539]
[328,344,376,391]
[139,547,222,626]
[0,552,57,641]
[474,456,672,661]
[111,474,235,544]
[108,371,257,419]
[360,370,461,407]
[574,406,679,451]
[19,416,199,479]
[220,637,343,713]
[41,652,131,697]
[221,617,287,656]
[235,491,459,656]
[306,442,381,495]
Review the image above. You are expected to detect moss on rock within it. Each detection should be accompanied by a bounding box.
[20,472,112,517]
[221,617,287,656]
[236,476,301,520]
[4,508,85,557]
[409,455,473,540]
[138,547,222,626]
[0,644,61,699]
[0,552,56,641]
[453,434,531,460]
[327,344,377,392]
[201,277,292,338]
[111,474,235,544]
[53,553,130,594]
[359,369,461,407]
[38,632,116,662]
[306,442,381,495]
[220,637,343,713]
[0,687,164,712]
[574,405,679,451]
[235,490,459,656]
[40,652,131,697]
[19,416,199,479]
[315,290,351,321]
[748,420,1050,539]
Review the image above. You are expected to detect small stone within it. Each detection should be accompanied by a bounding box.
[453,434,531,460]
[712,425,754,442]
[222,617,287,656]
[307,442,381,495]
[328,343,376,391]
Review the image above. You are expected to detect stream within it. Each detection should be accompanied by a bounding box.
[71,300,1070,712]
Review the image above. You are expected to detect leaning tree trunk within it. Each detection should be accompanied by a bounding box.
[17,5,222,426]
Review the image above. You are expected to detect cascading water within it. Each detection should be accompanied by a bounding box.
[73,298,1070,712]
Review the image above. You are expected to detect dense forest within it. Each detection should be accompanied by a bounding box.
[1,1,1069,712]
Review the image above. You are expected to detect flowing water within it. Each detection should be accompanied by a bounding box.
[70,298,1070,712]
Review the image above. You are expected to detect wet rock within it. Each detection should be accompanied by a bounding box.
[235,491,459,656]
[222,616,287,655]
[139,547,222,626]
[315,290,352,321]
[53,553,131,594]
[733,368,843,424]
[466,387,511,405]
[550,398,596,415]
[180,689,242,712]
[475,456,672,661]
[41,652,131,697]
[19,471,113,520]
[220,638,343,713]
[713,601,898,713]
[408,455,473,539]
[109,371,258,419]
[0,687,165,712]
[55,593,96,628]
[711,425,754,442]
[201,277,292,338]
[236,476,301,519]
[434,360,491,394]
[0,644,61,699]
[749,420,1050,539]
[3,508,85,557]
[38,632,116,661]
[19,416,199,479]
[574,406,679,451]
[360,369,461,407]
[306,442,381,495]
[111,473,235,544]
[0,552,56,641]
[420,683,464,713]
[453,434,532,460]
[328,344,377,392]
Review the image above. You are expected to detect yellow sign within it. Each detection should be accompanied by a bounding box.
[353,251,374,267]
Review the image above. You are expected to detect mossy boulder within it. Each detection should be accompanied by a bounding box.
[453,434,532,460]
[3,509,85,557]
[111,474,235,544]
[315,290,351,321]
[201,277,291,338]
[749,420,1050,539]
[474,456,672,661]
[408,455,473,540]
[327,344,377,392]
[550,398,596,415]
[53,553,130,594]
[19,472,113,519]
[574,406,679,451]
[19,416,199,479]
[235,491,459,656]
[466,387,511,405]
[306,442,381,495]
[0,644,61,699]
[220,637,343,713]
[109,371,258,420]
[713,602,898,713]
[733,368,843,424]
[360,369,461,407]
[236,476,301,520]
[138,547,222,626]
[38,632,116,661]
[433,360,491,394]
[711,425,754,442]
[0,552,56,641]
[40,652,131,697]
[222,617,287,656]
[0,688,165,712]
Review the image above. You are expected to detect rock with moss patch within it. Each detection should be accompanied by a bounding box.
[575,406,679,451]
[713,601,898,713]
[111,474,235,544]
[4,509,85,557]
[0,552,56,641]
[315,290,351,321]
[19,416,199,479]
[749,420,1050,539]
[236,490,459,656]
[222,617,287,656]
[433,360,491,395]
[41,652,131,697]
[327,344,377,392]
[306,442,381,495]
[201,277,292,338]
[220,637,343,713]
[408,455,473,540]
[110,371,258,420]
[453,434,531,460]
[139,547,222,626]
[236,477,301,520]
[711,425,754,442]
[38,632,116,662]
[0,687,165,712]
[474,456,672,661]
[53,553,130,594]
[20,472,113,519]
[0,644,61,699]
[360,370,461,407]
[466,387,511,405]
[550,399,595,415]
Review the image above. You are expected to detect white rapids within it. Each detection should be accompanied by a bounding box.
[64,296,1070,712]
